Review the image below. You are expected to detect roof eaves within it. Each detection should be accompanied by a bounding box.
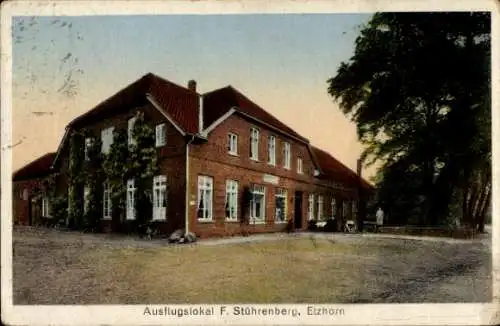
[146,93,187,136]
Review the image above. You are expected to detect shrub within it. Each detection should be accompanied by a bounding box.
[307,219,318,231]
[323,219,338,232]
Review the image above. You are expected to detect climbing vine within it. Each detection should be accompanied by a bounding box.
[130,111,158,227]
[103,127,129,232]
[82,132,104,231]
[68,130,85,229]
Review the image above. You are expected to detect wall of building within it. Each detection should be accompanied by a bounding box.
[187,113,359,238]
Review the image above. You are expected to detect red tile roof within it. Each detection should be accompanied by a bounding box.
[203,86,308,142]
[69,73,200,134]
[13,152,56,181]
[310,145,373,191]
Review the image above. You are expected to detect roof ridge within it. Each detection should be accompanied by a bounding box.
[147,72,200,96]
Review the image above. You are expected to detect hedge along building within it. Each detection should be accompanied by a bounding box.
[24,73,373,237]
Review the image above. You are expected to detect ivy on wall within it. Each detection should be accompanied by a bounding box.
[68,131,85,229]
[82,133,104,231]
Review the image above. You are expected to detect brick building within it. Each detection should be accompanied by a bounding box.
[13,73,373,237]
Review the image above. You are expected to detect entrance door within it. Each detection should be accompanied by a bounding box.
[294,191,303,229]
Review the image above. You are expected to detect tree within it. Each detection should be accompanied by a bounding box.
[328,12,491,227]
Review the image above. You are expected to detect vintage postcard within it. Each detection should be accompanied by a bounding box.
[1,0,499,325]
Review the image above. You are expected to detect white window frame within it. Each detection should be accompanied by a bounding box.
[250,184,266,224]
[126,179,137,220]
[297,157,303,174]
[128,116,137,146]
[84,137,93,160]
[103,183,112,220]
[152,175,167,221]
[268,135,276,166]
[317,195,324,221]
[308,194,315,220]
[275,188,287,223]
[42,196,50,217]
[228,133,238,155]
[83,186,90,215]
[331,197,336,219]
[225,180,238,221]
[101,126,114,154]
[155,123,166,147]
[197,175,213,221]
[284,142,291,169]
[250,128,260,161]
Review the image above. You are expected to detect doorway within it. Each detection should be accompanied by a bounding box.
[294,191,303,229]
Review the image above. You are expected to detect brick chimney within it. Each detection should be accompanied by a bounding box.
[187,80,197,92]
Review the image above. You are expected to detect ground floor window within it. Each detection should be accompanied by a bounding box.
[42,196,50,217]
[83,186,90,215]
[103,183,112,219]
[343,200,349,219]
[308,194,315,220]
[225,180,238,221]
[250,184,266,223]
[352,200,357,219]
[331,197,336,219]
[153,175,167,221]
[317,195,324,221]
[275,188,287,223]
[126,179,136,220]
[197,175,213,221]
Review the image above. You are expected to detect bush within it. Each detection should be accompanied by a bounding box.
[323,219,338,232]
[307,219,318,231]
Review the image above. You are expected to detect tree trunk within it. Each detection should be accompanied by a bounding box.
[476,183,490,233]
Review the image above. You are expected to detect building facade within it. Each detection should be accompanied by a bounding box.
[13,73,373,237]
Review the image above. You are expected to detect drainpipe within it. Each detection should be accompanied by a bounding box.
[185,134,196,236]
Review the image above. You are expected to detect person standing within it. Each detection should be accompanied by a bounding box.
[376,207,384,233]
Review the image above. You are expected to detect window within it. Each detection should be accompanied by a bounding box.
[308,194,315,220]
[352,200,357,219]
[152,175,167,221]
[227,133,238,155]
[342,200,348,219]
[331,197,337,219]
[22,188,28,201]
[101,127,114,154]
[155,123,166,147]
[42,196,50,217]
[283,142,291,169]
[126,179,136,220]
[83,186,90,215]
[268,135,276,165]
[84,137,93,160]
[197,176,213,221]
[250,184,266,223]
[128,116,137,146]
[275,188,287,223]
[297,157,303,174]
[225,180,238,221]
[250,128,259,160]
[317,195,324,221]
[103,183,111,219]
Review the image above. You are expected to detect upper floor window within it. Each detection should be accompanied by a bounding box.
[297,157,303,174]
[283,142,291,169]
[101,127,115,154]
[228,133,238,155]
[250,128,260,160]
[197,176,213,221]
[128,116,137,146]
[155,123,166,147]
[268,135,276,166]
[84,137,93,160]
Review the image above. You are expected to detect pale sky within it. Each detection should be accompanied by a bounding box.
[12,14,376,179]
